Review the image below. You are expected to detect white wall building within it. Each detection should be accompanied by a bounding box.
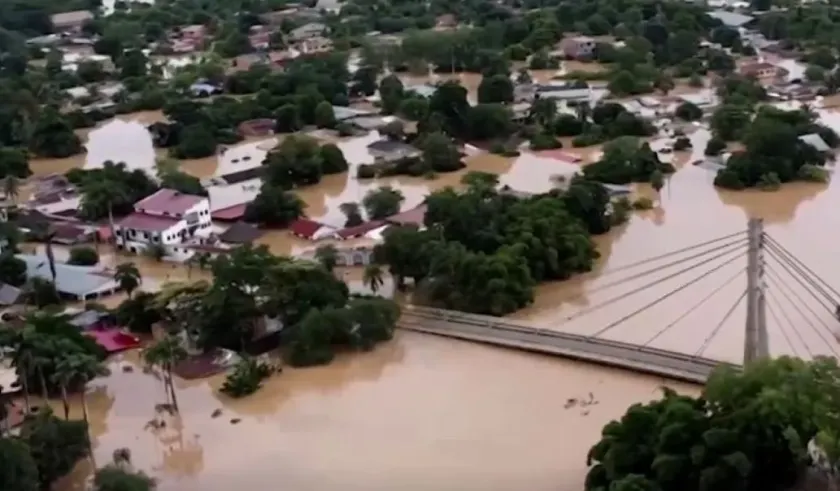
[114,188,211,259]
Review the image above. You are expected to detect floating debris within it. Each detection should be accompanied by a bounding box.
[211,409,222,418]
[230,418,241,425]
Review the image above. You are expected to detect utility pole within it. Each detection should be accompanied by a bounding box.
[744,218,768,365]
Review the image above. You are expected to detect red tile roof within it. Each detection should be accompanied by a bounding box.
[134,189,205,216]
[211,203,249,221]
[117,212,180,232]
[386,205,427,226]
[289,218,327,239]
[335,220,385,239]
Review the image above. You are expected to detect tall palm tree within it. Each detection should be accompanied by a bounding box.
[81,180,128,248]
[363,263,385,294]
[143,336,187,412]
[114,262,141,298]
[3,175,19,205]
[54,352,110,427]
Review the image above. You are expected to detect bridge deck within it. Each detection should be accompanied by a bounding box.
[399,307,738,384]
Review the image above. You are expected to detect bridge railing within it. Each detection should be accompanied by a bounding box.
[401,305,734,368]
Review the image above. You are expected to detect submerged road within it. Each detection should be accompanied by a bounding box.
[399,307,735,384]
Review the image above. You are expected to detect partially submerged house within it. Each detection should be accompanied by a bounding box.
[114,188,212,257]
[51,10,94,34]
[799,133,832,154]
[288,218,337,241]
[385,204,428,227]
[367,140,422,163]
[16,254,120,301]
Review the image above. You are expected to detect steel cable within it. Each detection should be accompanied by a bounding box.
[764,239,837,307]
[764,249,837,317]
[765,267,840,356]
[585,238,748,296]
[765,291,808,358]
[566,241,747,323]
[764,235,840,300]
[642,267,745,347]
[694,289,747,357]
[591,248,746,337]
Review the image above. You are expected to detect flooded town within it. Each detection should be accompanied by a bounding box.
[2,0,840,490]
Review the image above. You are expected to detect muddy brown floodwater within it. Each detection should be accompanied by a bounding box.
[24,82,840,490]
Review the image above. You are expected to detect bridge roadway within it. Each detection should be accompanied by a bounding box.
[399,306,737,384]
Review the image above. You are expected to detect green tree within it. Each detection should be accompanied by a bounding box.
[477,74,514,104]
[419,132,463,173]
[94,464,156,491]
[0,253,26,287]
[0,437,39,491]
[274,104,302,133]
[711,104,752,141]
[675,101,702,121]
[244,184,305,227]
[68,246,99,266]
[314,244,339,272]
[114,262,141,299]
[313,101,336,129]
[650,170,664,200]
[363,263,385,294]
[319,143,348,174]
[54,353,108,427]
[0,148,30,181]
[264,135,324,188]
[362,186,405,220]
[20,410,89,487]
[143,336,187,412]
[340,201,364,227]
[378,74,404,114]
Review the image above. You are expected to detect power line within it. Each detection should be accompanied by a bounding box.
[764,238,837,307]
[586,238,748,296]
[591,248,745,338]
[594,230,746,278]
[694,289,747,357]
[566,241,747,323]
[642,267,745,347]
[764,267,840,357]
[765,288,814,358]
[764,235,840,300]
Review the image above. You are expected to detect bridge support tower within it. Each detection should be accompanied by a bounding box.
[744,218,769,364]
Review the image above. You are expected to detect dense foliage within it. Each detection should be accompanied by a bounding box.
[220,357,273,398]
[587,357,840,491]
[373,175,622,315]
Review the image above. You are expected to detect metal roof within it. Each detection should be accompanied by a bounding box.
[708,10,754,27]
[16,254,118,298]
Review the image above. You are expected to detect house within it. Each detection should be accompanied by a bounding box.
[405,83,438,98]
[559,36,596,59]
[335,220,386,240]
[367,140,422,163]
[189,81,223,97]
[212,166,266,186]
[289,22,327,41]
[211,204,250,222]
[288,218,337,240]
[708,10,755,28]
[301,245,376,266]
[24,189,81,216]
[0,283,21,306]
[218,222,263,244]
[51,223,93,245]
[230,50,296,72]
[435,14,458,29]
[51,10,94,33]
[16,254,120,301]
[333,105,376,122]
[385,204,427,227]
[114,189,212,256]
[238,118,276,137]
[69,309,114,330]
[739,62,786,81]
[298,36,333,54]
[799,133,832,153]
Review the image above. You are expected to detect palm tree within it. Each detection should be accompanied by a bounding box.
[3,176,19,205]
[54,352,110,426]
[81,180,128,248]
[363,264,385,294]
[0,327,35,413]
[143,336,187,412]
[314,244,339,272]
[114,262,141,298]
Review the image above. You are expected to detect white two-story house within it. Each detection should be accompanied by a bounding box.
[114,188,212,260]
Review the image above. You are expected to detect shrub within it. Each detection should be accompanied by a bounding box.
[704,137,726,156]
[632,197,654,210]
[673,137,692,151]
[67,246,99,266]
[797,164,829,183]
[220,357,274,398]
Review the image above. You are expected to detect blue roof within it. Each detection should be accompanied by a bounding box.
[16,254,117,297]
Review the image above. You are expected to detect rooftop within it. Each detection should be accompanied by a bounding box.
[134,188,205,215]
[117,212,180,232]
[386,204,428,226]
[218,166,265,185]
[218,222,263,244]
[289,218,332,239]
[51,10,94,26]
[335,220,386,239]
[211,203,249,221]
[708,10,755,27]
[367,140,420,154]
[16,254,117,298]
[799,133,831,152]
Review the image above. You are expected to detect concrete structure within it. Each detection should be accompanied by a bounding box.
[114,189,211,256]
[289,22,327,41]
[708,10,755,28]
[558,36,596,59]
[51,10,94,33]
[399,307,727,383]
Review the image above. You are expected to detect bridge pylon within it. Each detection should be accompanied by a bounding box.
[744,218,769,364]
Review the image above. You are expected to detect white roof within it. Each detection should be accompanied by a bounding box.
[799,133,831,152]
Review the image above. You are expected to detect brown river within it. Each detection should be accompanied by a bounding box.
[17,71,840,490]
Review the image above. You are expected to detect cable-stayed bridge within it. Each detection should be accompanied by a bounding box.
[398,219,840,383]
